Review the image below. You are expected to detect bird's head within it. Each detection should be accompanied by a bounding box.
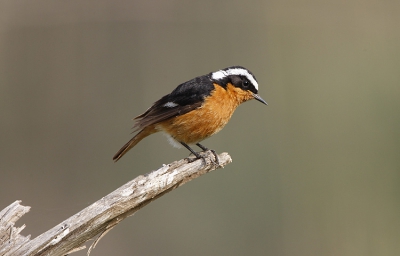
[210,66,268,105]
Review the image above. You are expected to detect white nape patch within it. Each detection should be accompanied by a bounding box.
[211,67,259,90]
[163,102,178,108]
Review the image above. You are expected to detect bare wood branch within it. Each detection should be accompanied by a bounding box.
[0,201,31,255]
[0,151,232,256]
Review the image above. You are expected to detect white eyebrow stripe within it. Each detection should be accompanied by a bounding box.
[163,102,178,108]
[211,68,259,90]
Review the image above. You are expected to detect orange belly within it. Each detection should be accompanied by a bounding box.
[157,83,252,144]
[158,106,231,144]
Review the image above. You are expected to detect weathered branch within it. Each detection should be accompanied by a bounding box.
[0,151,232,256]
[0,201,31,255]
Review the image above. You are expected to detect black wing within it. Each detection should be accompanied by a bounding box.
[132,75,215,131]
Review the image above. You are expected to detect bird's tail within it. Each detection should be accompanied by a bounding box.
[113,126,157,162]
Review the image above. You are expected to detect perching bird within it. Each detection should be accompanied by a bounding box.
[113,66,267,163]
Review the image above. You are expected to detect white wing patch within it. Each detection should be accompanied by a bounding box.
[163,102,178,108]
[211,67,259,90]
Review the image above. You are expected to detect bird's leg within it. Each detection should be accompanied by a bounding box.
[195,143,208,151]
[180,142,203,163]
[196,143,219,165]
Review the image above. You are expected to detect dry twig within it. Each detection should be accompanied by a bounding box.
[0,151,232,256]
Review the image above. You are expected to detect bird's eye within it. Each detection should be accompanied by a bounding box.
[243,80,250,88]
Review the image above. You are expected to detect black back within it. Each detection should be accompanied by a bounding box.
[132,75,215,131]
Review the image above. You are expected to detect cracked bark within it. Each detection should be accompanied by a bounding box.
[0,151,232,256]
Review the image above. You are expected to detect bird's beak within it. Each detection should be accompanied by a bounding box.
[252,93,268,105]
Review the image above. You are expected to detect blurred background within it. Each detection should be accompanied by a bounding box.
[1,0,399,255]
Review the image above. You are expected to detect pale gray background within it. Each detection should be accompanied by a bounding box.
[1,1,399,255]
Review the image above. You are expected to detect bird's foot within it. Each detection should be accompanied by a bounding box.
[208,149,220,165]
[186,150,219,166]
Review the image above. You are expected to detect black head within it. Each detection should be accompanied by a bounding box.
[210,66,267,105]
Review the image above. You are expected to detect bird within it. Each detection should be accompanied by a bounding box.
[113,66,267,163]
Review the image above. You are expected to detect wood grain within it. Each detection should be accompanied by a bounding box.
[0,151,232,256]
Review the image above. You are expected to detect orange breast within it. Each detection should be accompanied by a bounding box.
[158,83,254,144]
